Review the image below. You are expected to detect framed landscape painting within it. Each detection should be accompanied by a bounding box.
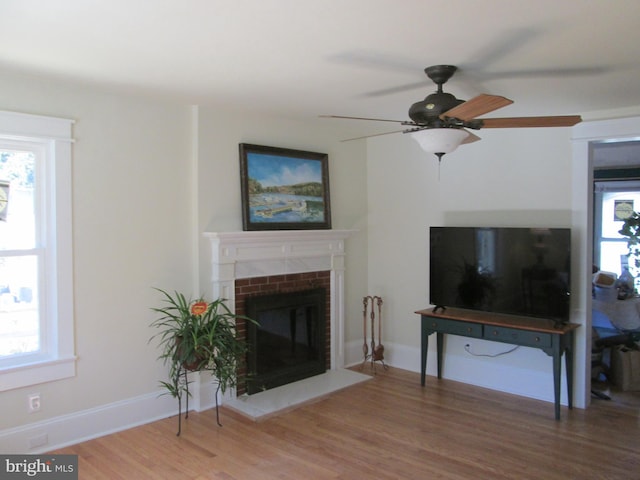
[239,143,331,231]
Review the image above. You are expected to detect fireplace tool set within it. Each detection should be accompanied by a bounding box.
[362,295,387,372]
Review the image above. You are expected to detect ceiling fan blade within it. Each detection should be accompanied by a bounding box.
[478,115,582,128]
[343,127,481,144]
[320,114,406,124]
[340,129,406,142]
[362,81,429,97]
[441,94,513,121]
[482,66,607,80]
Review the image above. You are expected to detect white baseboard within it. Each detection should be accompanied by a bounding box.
[0,373,218,454]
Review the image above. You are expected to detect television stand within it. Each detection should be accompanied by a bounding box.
[415,307,580,420]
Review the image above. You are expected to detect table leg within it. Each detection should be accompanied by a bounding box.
[436,332,444,379]
[552,338,561,420]
[565,333,574,410]
[421,317,428,386]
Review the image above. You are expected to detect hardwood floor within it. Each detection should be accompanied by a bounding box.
[52,367,640,479]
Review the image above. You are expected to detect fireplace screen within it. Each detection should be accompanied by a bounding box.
[246,288,326,394]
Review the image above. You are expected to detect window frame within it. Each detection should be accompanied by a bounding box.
[0,110,75,391]
[593,179,640,276]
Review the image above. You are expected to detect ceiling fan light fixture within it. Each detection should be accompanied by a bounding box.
[410,128,469,155]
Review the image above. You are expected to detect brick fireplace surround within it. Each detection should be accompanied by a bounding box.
[204,229,370,419]
[234,270,331,395]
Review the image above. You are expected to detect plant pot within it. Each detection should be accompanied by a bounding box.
[175,336,208,371]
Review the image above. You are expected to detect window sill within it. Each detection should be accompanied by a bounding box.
[0,356,76,392]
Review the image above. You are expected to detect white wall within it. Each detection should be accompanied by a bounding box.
[366,126,582,405]
[0,70,193,450]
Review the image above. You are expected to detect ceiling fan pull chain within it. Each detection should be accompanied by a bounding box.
[435,152,445,180]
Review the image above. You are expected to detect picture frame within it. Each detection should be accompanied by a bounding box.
[239,143,331,231]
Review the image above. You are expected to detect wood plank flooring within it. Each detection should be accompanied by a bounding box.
[52,367,640,479]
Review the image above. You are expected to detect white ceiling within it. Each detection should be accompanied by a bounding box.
[2,0,640,130]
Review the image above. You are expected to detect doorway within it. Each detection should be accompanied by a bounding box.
[571,118,640,409]
[590,141,640,404]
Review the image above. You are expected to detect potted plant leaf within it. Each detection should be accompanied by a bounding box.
[619,211,640,270]
[150,288,257,435]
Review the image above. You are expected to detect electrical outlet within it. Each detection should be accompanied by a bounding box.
[28,433,48,449]
[27,393,41,413]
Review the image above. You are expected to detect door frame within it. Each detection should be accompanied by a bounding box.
[572,116,640,408]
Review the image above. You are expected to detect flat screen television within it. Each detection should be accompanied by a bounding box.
[429,227,571,324]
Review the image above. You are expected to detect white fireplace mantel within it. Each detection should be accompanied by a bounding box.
[203,229,356,370]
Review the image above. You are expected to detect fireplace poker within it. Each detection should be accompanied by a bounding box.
[362,295,387,372]
[373,296,384,362]
[362,296,369,359]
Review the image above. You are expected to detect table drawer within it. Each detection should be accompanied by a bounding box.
[483,326,551,348]
[424,318,482,338]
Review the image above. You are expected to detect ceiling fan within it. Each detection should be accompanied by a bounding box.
[321,65,582,160]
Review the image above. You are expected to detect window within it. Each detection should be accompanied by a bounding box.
[0,148,38,356]
[593,180,640,285]
[0,111,75,391]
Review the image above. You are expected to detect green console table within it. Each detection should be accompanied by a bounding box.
[416,307,580,420]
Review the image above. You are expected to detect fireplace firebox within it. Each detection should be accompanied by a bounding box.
[245,288,326,394]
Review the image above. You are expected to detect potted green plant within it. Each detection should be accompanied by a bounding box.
[150,288,256,435]
[619,211,640,270]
